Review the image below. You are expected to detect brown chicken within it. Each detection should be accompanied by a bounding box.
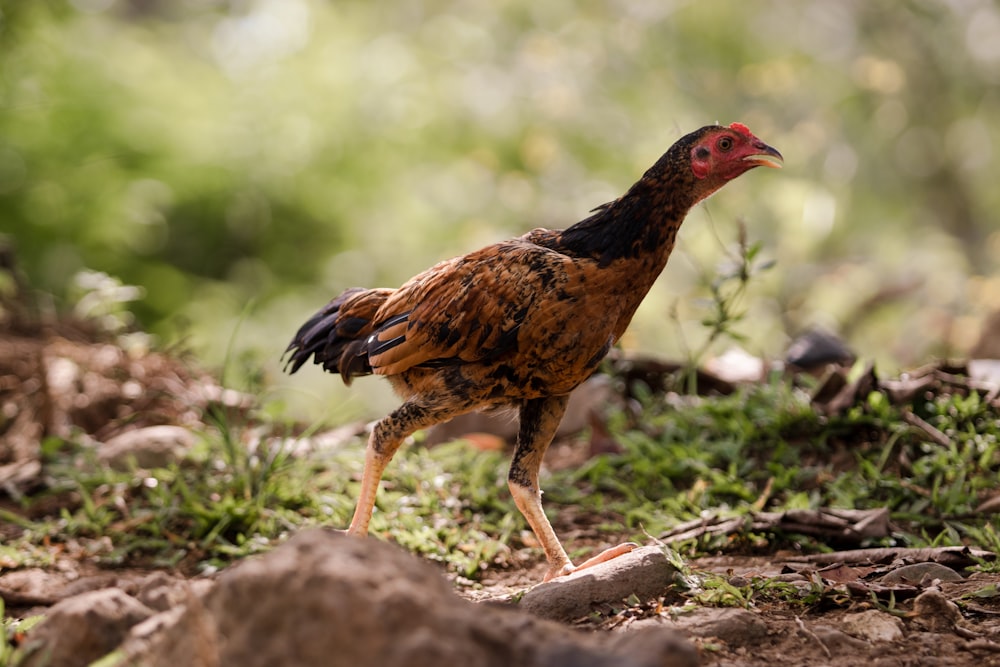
[285,123,782,581]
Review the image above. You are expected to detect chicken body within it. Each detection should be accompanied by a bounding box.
[286,123,782,581]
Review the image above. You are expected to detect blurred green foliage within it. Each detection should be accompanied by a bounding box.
[2,0,999,418]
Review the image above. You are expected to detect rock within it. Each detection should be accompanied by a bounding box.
[910,589,963,633]
[785,327,855,370]
[135,572,215,613]
[705,347,765,383]
[810,625,870,652]
[0,460,42,491]
[606,627,701,667]
[841,610,905,642]
[20,588,156,667]
[878,562,963,586]
[117,530,696,667]
[0,568,67,606]
[969,358,1000,389]
[690,608,769,646]
[519,546,677,621]
[645,607,769,647]
[97,425,195,470]
[120,593,219,667]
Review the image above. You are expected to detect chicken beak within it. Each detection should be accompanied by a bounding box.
[743,142,784,169]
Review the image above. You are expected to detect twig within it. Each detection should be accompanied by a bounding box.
[751,476,774,512]
[658,516,745,544]
[963,639,1000,653]
[659,508,891,545]
[795,616,832,659]
[784,546,995,567]
[961,602,1000,616]
[955,624,983,640]
[901,409,951,447]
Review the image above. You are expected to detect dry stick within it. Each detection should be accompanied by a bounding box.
[795,616,832,659]
[659,508,890,546]
[955,625,983,640]
[901,409,951,448]
[750,476,774,512]
[962,602,1000,617]
[964,639,1000,653]
[659,516,745,544]
[784,546,995,566]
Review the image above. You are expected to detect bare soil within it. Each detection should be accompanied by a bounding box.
[459,548,1000,666]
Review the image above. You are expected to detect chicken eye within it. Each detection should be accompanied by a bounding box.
[717,136,733,151]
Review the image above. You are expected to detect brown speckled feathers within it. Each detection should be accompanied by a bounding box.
[285,123,782,409]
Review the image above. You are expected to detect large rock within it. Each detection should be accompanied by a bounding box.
[116,530,697,667]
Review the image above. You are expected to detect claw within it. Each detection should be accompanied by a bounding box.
[543,563,575,582]
[542,542,638,582]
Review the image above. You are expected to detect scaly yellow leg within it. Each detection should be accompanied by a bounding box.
[510,396,636,582]
[346,401,450,535]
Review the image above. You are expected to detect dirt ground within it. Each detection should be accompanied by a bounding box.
[458,547,1000,666]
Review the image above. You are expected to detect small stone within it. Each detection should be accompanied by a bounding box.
[607,626,700,667]
[135,572,214,612]
[20,588,155,667]
[679,607,769,646]
[911,589,962,632]
[878,562,963,586]
[841,609,905,642]
[518,546,677,621]
[634,607,770,648]
[0,568,68,605]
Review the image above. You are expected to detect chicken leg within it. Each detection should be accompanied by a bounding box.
[509,396,636,581]
[348,401,460,535]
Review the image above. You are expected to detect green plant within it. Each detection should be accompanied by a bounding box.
[674,220,775,394]
[0,599,44,667]
[545,369,1000,557]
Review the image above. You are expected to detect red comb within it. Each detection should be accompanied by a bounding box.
[728,122,752,137]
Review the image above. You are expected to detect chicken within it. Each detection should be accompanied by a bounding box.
[285,123,782,581]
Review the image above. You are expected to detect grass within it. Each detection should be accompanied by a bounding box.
[3,421,520,577]
[4,371,997,583]
[0,600,43,667]
[555,376,1000,554]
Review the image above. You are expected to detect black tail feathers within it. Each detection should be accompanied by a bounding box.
[283,287,372,379]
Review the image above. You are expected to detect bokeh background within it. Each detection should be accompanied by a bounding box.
[2,0,999,421]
